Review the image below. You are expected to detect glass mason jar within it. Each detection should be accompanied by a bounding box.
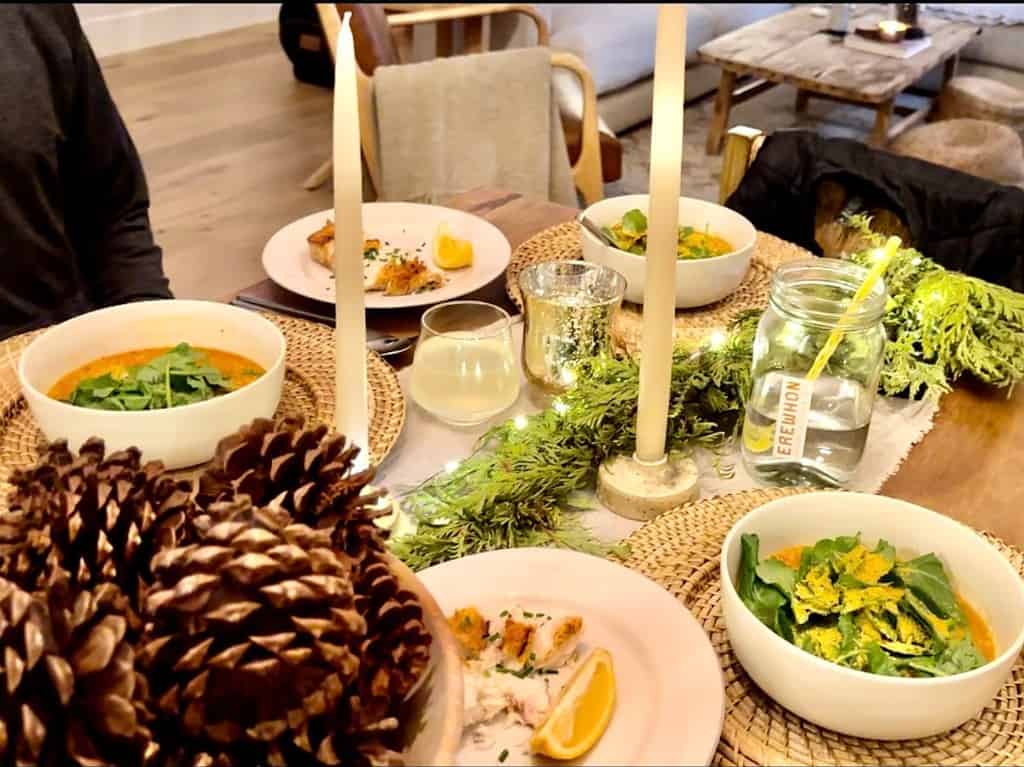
[741,258,887,487]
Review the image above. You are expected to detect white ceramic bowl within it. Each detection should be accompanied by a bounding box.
[580,194,756,307]
[720,492,1024,740]
[18,300,286,470]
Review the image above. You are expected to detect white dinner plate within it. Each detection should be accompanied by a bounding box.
[417,547,725,766]
[261,203,512,309]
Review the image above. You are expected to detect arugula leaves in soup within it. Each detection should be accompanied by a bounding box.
[49,343,265,411]
[601,208,733,259]
[738,533,995,677]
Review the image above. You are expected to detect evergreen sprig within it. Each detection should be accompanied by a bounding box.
[846,213,1024,397]
[392,313,759,570]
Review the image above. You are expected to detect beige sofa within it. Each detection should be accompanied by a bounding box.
[492,4,791,135]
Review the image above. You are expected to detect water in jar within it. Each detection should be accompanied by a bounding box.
[742,370,874,487]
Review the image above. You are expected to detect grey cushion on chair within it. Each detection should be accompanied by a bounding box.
[890,118,1024,186]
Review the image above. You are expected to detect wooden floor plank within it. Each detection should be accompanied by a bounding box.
[98,23,334,300]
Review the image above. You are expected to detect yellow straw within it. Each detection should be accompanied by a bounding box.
[805,236,902,382]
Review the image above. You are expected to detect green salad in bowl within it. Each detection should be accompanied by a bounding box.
[601,208,734,260]
[739,533,993,678]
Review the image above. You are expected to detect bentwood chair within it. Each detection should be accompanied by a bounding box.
[305,3,618,205]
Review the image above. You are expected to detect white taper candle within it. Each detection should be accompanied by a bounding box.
[636,4,687,464]
[333,11,370,469]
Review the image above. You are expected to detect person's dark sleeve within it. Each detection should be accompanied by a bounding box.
[63,8,172,305]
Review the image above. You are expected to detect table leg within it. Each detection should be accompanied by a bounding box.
[463,16,484,53]
[942,54,959,86]
[436,19,454,57]
[707,70,738,155]
[795,89,810,114]
[869,99,894,146]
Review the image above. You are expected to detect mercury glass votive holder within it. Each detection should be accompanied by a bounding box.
[519,261,626,393]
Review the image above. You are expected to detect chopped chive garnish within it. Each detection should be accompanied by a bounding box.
[499,610,509,618]
[499,749,509,763]
[522,611,534,618]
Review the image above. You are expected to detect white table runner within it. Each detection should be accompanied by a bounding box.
[377,321,940,540]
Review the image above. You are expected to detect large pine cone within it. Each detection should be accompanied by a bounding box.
[138,497,394,767]
[0,573,156,766]
[345,558,431,739]
[0,439,192,609]
[197,418,431,745]
[195,416,381,532]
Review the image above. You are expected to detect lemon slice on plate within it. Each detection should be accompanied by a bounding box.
[530,647,616,760]
[434,223,474,270]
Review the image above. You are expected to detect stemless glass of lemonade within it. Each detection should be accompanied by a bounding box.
[410,301,520,426]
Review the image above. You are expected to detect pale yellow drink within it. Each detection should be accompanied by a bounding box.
[410,332,520,425]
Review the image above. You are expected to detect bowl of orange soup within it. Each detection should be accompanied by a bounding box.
[580,194,756,308]
[720,492,1024,740]
[18,300,285,469]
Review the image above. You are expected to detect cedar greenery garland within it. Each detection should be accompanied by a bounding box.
[392,314,760,571]
[394,223,1024,571]
[845,213,1024,398]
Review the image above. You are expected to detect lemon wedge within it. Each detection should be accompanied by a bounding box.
[433,223,474,270]
[743,421,775,454]
[530,648,616,760]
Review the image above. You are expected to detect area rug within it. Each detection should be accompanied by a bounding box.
[609,82,929,202]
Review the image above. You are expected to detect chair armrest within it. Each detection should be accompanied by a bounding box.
[386,4,549,45]
[552,51,603,205]
[719,126,764,204]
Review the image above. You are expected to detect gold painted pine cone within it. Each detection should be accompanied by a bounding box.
[195,416,385,535]
[138,497,411,767]
[0,572,156,767]
[0,438,192,610]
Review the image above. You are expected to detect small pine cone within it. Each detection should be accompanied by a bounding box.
[0,438,192,609]
[139,497,375,767]
[0,572,157,766]
[195,416,384,535]
[346,559,431,736]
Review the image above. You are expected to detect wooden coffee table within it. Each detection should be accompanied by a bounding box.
[698,6,981,154]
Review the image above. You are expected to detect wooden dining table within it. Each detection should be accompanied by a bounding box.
[235,186,1024,549]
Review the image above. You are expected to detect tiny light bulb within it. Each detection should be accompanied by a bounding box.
[561,368,577,386]
[707,329,728,350]
[553,400,569,416]
[513,414,529,430]
[444,459,460,474]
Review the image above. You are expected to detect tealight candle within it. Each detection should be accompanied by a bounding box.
[878,19,908,42]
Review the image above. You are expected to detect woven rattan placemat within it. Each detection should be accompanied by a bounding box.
[0,312,405,483]
[623,488,1024,766]
[506,221,813,353]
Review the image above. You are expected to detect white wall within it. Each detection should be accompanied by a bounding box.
[75,3,281,58]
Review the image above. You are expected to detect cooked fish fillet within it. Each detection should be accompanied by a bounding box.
[307,220,335,268]
[368,257,445,296]
[450,607,488,657]
[501,618,534,663]
[531,615,583,668]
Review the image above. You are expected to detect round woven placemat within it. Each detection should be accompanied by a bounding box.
[0,313,404,484]
[506,222,813,354]
[623,487,1024,766]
